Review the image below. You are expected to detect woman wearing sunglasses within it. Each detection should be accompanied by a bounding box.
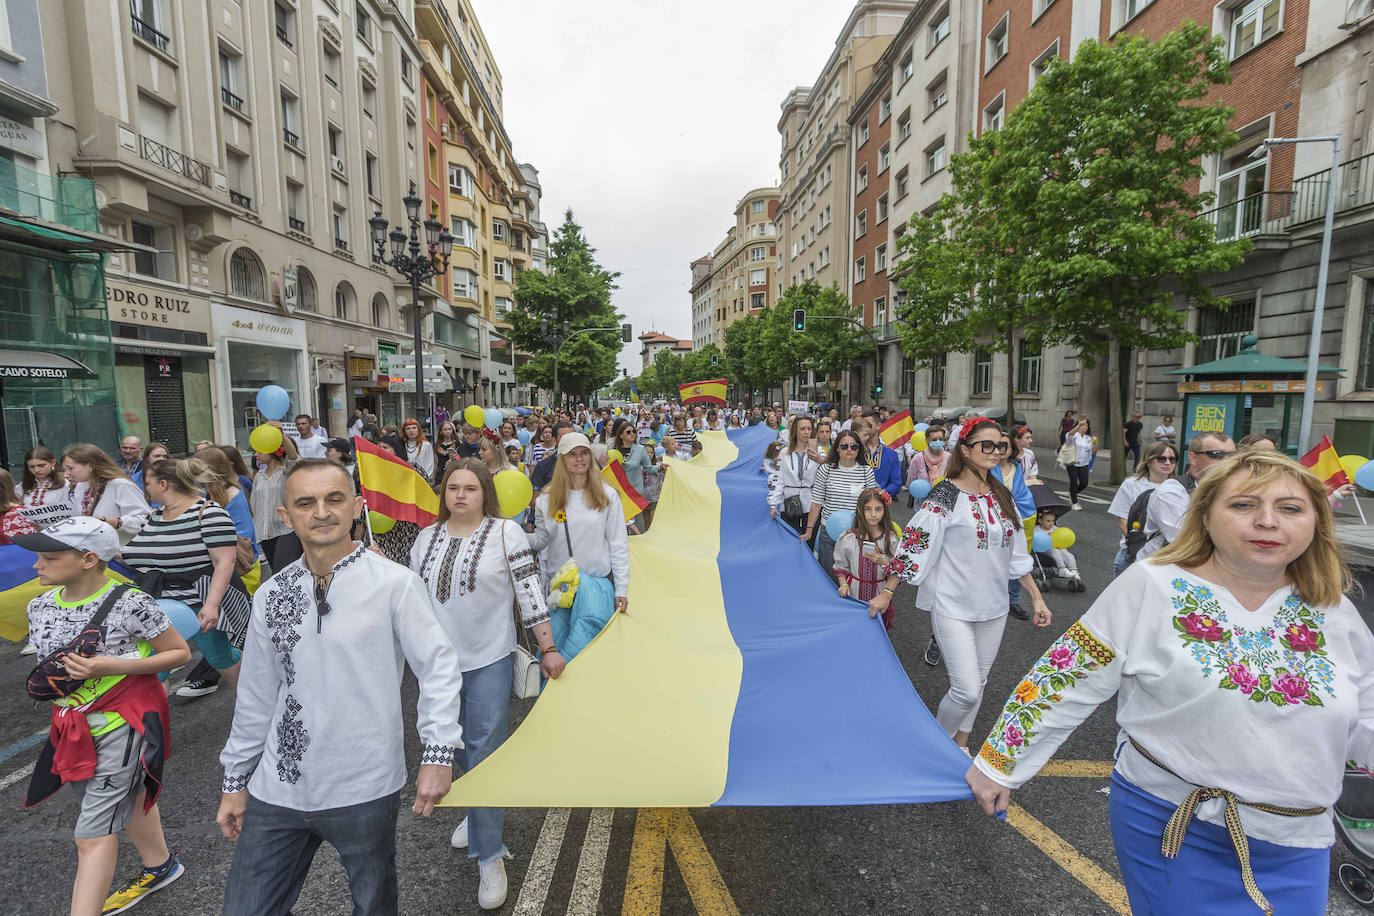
[1108,441,1179,576]
[802,429,876,582]
[870,418,1052,754]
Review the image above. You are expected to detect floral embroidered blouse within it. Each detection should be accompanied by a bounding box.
[974,561,1374,849]
[888,480,1031,621]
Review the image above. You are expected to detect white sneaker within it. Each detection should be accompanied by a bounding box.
[478,857,507,910]
[450,816,468,849]
[19,638,36,656]
[1071,503,1083,511]
[1056,568,1074,579]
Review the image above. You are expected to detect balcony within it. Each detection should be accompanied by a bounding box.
[276,24,293,48]
[129,5,169,53]
[139,135,210,185]
[282,127,300,148]
[288,216,306,232]
[0,158,100,232]
[334,237,350,252]
[221,88,245,113]
[229,190,253,209]
[1202,152,1374,241]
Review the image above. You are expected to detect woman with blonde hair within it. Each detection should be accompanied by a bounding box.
[61,443,150,543]
[477,429,514,477]
[527,433,631,659]
[1107,440,1180,576]
[967,450,1369,915]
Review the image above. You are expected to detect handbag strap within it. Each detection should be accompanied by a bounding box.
[85,583,130,635]
[499,521,535,654]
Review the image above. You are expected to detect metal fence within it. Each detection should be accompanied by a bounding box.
[1203,151,1373,241]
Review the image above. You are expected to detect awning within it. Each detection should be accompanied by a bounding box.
[0,348,97,379]
[0,216,144,255]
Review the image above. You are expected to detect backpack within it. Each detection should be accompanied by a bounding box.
[1123,475,1196,565]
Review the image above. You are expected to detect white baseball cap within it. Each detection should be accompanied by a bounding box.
[13,516,120,561]
[557,432,593,456]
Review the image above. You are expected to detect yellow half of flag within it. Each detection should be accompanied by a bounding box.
[354,435,440,526]
[879,410,915,449]
[1300,435,1350,493]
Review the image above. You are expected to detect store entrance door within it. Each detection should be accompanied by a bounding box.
[144,356,188,454]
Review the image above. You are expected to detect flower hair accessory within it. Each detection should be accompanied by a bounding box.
[878,490,892,505]
[481,427,501,445]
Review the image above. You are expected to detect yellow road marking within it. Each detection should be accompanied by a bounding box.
[623,808,739,916]
[1040,759,1114,778]
[1006,803,1133,915]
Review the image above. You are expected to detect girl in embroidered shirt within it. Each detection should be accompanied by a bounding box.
[19,446,63,506]
[833,487,898,629]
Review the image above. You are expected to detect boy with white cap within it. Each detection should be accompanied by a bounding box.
[15,516,190,915]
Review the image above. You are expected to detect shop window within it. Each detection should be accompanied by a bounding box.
[296,267,317,312]
[334,281,356,321]
[229,247,267,301]
[1195,298,1255,363]
[973,349,992,394]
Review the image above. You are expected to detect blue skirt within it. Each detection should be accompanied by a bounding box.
[1109,772,1329,915]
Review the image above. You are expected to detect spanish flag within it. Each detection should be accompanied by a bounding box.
[879,410,915,449]
[1300,435,1350,494]
[679,378,727,407]
[354,435,440,526]
[602,459,650,522]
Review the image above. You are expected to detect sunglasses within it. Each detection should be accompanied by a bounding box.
[837,442,861,451]
[315,577,332,633]
[1193,449,1235,460]
[1153,455,1179,464]
[964,440,1010,454]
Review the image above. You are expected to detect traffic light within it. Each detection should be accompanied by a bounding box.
[792,309,805,331]
[710,354,718,367]
[621,323,632,343]
[871,383,883,398]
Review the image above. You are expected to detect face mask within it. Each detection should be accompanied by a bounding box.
[929,440,946,452]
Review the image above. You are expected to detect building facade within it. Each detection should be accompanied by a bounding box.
[689,255,714,350]
[692,187,780,350]
[639,331,692,369]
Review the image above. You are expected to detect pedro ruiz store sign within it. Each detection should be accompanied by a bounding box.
[106,277,212,354]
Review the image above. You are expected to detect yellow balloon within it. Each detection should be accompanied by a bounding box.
[493,468,533,518]
[248,423,283,454]
[1339,455,1368,479]
[464,404,485,427]
[368,510,396,534]
[613,407,622,415]
[1050,527,1076,550]
[911,431,926,452]
[891,520,903,537]
[606,448,624,464]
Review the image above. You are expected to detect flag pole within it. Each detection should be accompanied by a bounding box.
[1353,493,1368,526]
[362,496,375,545]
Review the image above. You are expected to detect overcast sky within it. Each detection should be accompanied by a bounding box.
[472,0,845,376]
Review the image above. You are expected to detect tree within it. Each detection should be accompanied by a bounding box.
[508,209,625,401]
[679,343,723,387]
[895,24,1250,483]
[771,281,869,401]
[651,347,683,398]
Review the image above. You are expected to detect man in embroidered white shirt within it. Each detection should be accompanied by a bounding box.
[217,459,463,916]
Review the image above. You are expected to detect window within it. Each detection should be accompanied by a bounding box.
[275,3,294,48]
[226,150,253,208]
[751,200,766,214]
[1125,0,1154,20]
[493,258,510,282]
[1029,41,1060,89]
[280,91,301,147]
[333,207,348,250]
[130,0,170,53]
[1034,0,1058,15]
[230,248,267,300]
[930,353,946,395]
[875,297,887,328]
[355,3,372,45]
[334,281,355,321]
[401,54,412,86]
[856,210,867,238]
[879,95,891,123]
[449,164,473,197]
[750,292,765,309]
[986,17,1008,69]
[1359,282,1374,390]
[365,152,379,199]
[372,293,389,328]
[897,111,912,144]
[323,43,341,88]
[130,220,175,279]
[492,219,508,243]
[984,93,1005,133]
[493,296,513,316]
[875,244,887,272]
[219,50,245,112]
[286,180,306,232]
[1017,340,1041,393]
[1213,127,1269,240]
[749,268,767,286]
[361,77,376,120]
[1230,0,1281,59]
[926,139,947,177]
[750,246,766,262]
[854,257,866,283]
[877,193,889,223]
[895,167,910,199]
[857,120,870,146]
[878,142,890,173]
[901,356,915,396]
[1196,298,1256,363]
[405,115,416,151]
[973,349,992,395]
[900,53,914,85]
[927,72,948,115]
[451,268,476,299]
[296,267,317,311]
[928,8,950,50]
[856,164,868,193]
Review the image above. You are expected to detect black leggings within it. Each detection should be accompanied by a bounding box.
[1067,464,1091,504]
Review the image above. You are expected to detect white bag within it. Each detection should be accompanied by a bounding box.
[500,522,544,699]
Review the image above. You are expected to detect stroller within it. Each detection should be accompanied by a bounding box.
[1028,483,1085,592]
[1335,766,1374,906]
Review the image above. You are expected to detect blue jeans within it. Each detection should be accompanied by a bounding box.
[457,654,512,864]
[1007,578,1022,609]
[1113,546,1129,577]
[817,526,838,585]
[223,790,400,916]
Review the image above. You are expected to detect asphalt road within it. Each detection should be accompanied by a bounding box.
[1,469,1370,915]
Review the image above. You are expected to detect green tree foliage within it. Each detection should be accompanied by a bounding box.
[508,209,625,399]
[651,347,683,397]
[894,24,1250,482]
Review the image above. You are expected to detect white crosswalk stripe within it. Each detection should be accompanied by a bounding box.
[513,807,570,916]
[567,808,614,915]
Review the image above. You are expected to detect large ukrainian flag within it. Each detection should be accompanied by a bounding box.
[441,425,973,807]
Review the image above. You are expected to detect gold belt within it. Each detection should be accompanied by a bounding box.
[1127,737,1325,916]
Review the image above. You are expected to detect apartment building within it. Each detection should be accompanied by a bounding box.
[778,1,913,296]
[690,255,714,350]
[692,187,781,349]
[40,0,429,452]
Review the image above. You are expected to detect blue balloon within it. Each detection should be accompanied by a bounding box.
[1032,529,1053,553]
[158,598,201,640]
[255,384,291,421]
[655,445,666,457]
[824,509,855,543]
[908,479,932,500]
[914,422,929,433]
[483,407,503,429]
[517,429,532,447]
[1357,460,1374,492]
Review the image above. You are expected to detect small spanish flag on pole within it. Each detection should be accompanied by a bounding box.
[679,378,728,406]
[879,410,915,449]
[1299,435,1351,494]
[602,459,650,522]
[354,435,440,526]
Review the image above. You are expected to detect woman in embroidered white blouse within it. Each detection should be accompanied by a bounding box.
[967,450,1373,916]
[410,458,562,910]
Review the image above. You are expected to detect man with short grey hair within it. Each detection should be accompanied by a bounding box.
[116,436,144,486]
[1138,432,1236,558]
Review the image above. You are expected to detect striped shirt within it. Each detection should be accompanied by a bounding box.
[122,498,238,604]
[529,443,551,466]
[251,463,294,540]
[811,462,877,522]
